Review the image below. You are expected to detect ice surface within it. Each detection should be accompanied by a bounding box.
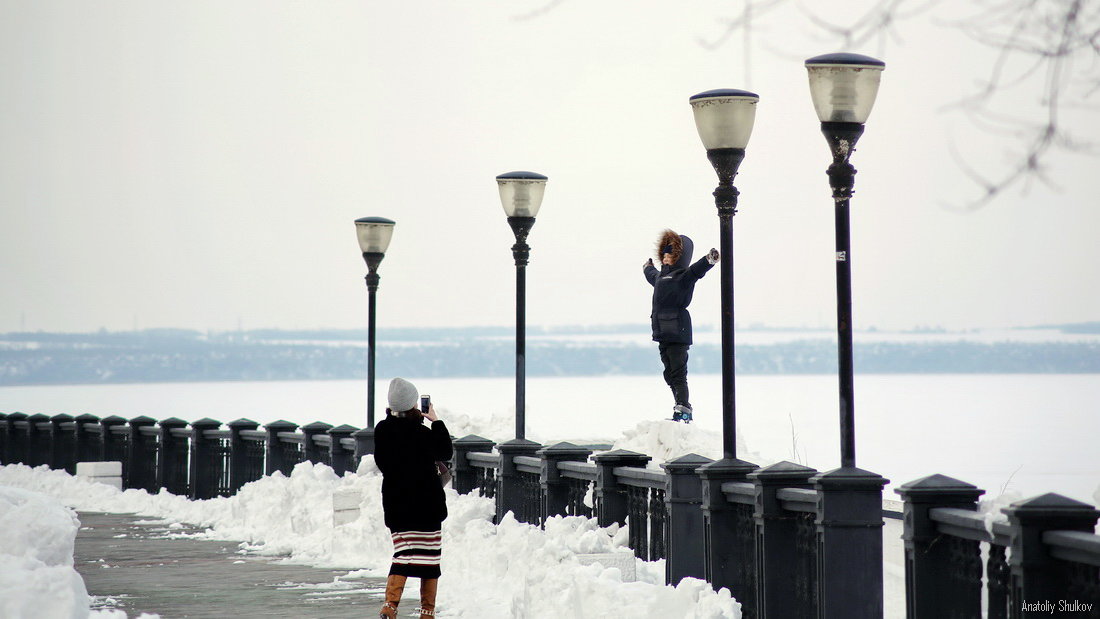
[3,373,1097,500]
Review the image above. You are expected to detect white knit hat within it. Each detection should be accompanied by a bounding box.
[387,377,419,412]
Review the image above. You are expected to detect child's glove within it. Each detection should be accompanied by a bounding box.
[706,248,720,265]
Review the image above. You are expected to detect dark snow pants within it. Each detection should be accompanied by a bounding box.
[658,342,690,408]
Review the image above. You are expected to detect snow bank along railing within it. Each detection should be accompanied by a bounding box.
[452,436,1100,619]
[5,413,1099,618]
[0,413,365,500]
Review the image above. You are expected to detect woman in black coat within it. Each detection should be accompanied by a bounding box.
[374,377,453,619]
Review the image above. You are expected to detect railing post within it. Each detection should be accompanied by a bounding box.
[538,442,592,521]
[264,420,298,476]
[352,427,375,466]
[1003,493,1100,612]
[99,415,128,483]
[495,439,542,524]
[591,449,652,528]
[27,413,50,467]
[227,418,260,494]
[73,413,100,465]
[157,417,189,496]
[189,418,222,500]
[698,457,758,606]
[48,414,74,472]
[453,435,496,495]
[663,454,714,585]
[0,412,8,465]
[328,424,358,476]
[301,421,333,464]
[127,416,158,492]
[4,413,29,464]
[894,474,985,619]
[749,461,819,619]
[812,467,888,619]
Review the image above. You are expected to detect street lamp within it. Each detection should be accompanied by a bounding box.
[354,216,396,430]
[688,89,758,467]
[688,88,761,594]
[496,171,547,441]
[804,52,885,470]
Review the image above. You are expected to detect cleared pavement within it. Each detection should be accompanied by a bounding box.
[74,511,389,618]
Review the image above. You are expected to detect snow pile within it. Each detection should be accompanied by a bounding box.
[437,406,516,443]
[611,420,772,467]
[0,486,90,619]
[0,459,741,618]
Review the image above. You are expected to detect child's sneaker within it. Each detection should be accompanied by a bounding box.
[671,404,693,423]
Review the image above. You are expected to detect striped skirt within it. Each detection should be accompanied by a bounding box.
[389,529,442,579]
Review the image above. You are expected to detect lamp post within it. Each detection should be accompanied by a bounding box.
[804,54,889,619]
[354,216,396,431]
[688,89,759,467]
[804,52,885,470]
[495,171,547,442]
[689,89,761,593]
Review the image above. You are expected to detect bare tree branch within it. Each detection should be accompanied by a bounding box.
[510,0,567,22]
[507,0,1100,206]
[704,0,1100,208]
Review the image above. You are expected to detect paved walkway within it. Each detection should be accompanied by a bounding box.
[74,512,389,619]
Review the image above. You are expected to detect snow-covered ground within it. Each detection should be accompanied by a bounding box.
[1,424,744,619]
[0,485,92,619]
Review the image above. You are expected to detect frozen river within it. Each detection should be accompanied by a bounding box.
[2,373,1098,504]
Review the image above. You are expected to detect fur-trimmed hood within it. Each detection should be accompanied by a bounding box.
[656,229,693,269]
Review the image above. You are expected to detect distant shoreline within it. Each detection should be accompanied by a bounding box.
[2,326,1099,386]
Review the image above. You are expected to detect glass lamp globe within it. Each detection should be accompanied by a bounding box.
[805,53,885,124]
[496,171,548,218]
[354,217,396,254]
[689,89,760,150]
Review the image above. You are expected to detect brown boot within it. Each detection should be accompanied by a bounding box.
[417,578,438,617]
[379,574,407,618]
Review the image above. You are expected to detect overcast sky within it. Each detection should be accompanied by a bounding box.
[2,0,1098,334]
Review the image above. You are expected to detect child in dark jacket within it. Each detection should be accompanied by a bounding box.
[643,229,719,422]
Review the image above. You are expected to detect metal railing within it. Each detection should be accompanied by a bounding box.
[897,475,1100,619]
[0,412,368,501]
[4,410,1098,619]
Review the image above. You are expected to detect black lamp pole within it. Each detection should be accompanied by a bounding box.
[805,51,885,470]
[708,147,746,461]
[363,251,384,429]
[508,215,535,440]
[496,171,547,442]
[822,121,864,469]
[354,216,395,433]
[688,88,759,470]
[691,91,760,595]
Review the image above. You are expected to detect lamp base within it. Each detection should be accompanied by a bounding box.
[820,122,865,201]
[362,252,385,272]
[706,148,745,216]
[820,122,864,162]
[507,216,536,267]
[705,148,746,185]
